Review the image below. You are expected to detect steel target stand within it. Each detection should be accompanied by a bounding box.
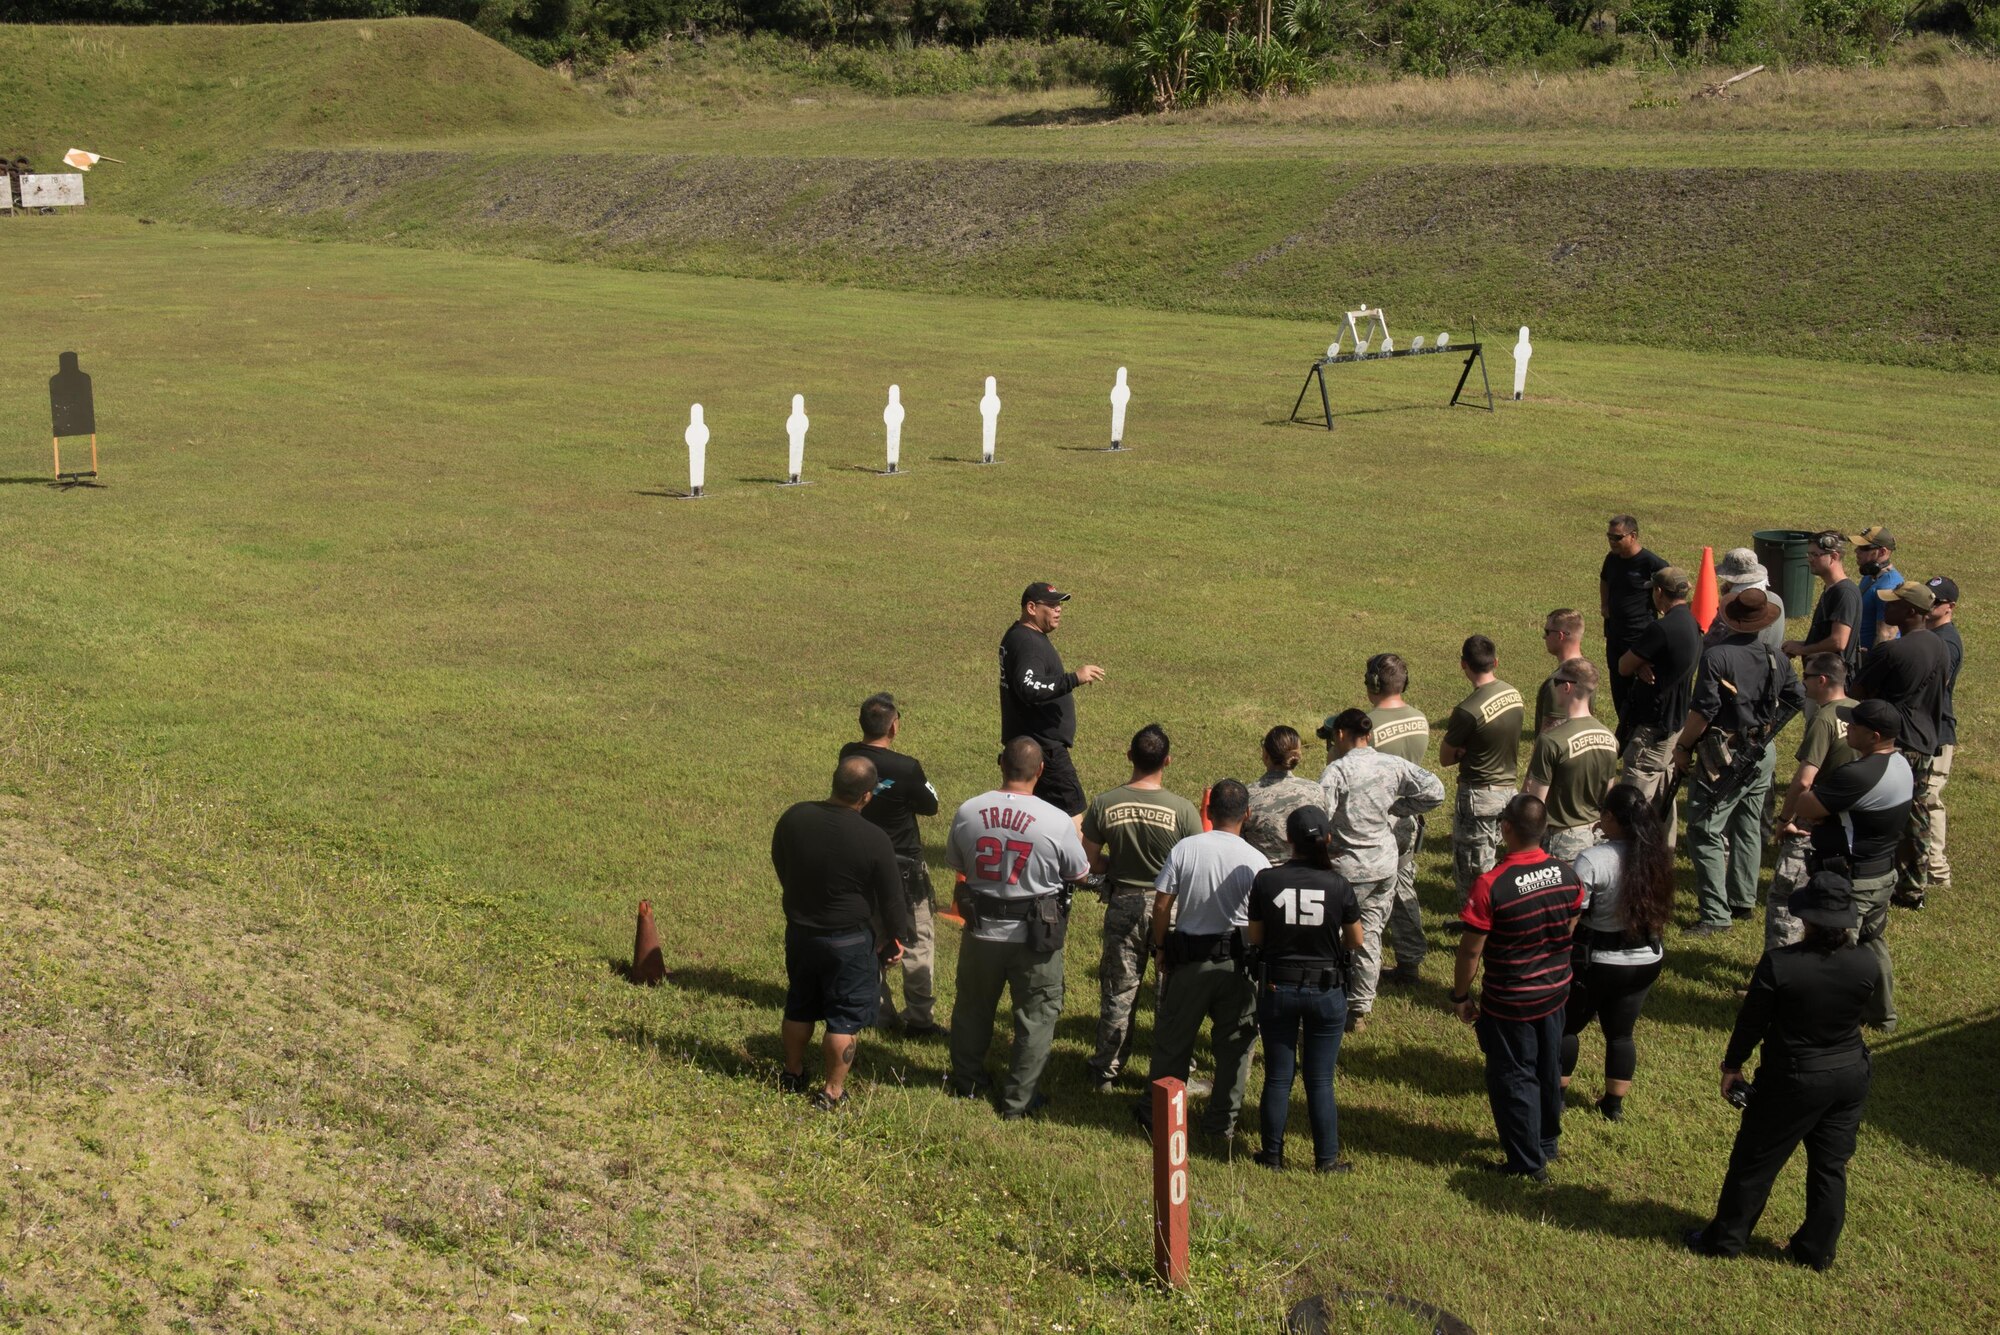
[1288,314,1495,430]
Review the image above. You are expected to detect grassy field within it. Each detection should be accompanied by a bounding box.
[6,22,2000,376]
[2,215,1996,1332]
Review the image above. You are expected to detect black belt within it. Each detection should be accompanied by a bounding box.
[1850,855,1895,879]
[973,893,1052,921]
[1264,963,1343,990]
[1166,931,1237,964]
[789,927,871,948]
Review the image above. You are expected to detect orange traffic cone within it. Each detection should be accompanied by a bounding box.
[936,872,967,926]
[1200,785,1214,832]
[631,899,665,985]
[1692,545,1720,633]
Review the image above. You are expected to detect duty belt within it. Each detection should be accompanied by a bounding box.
[1264,962,1343,990]
[1848,855,1895,879]
[1165,931,1237,965]
[972,893,1054,921]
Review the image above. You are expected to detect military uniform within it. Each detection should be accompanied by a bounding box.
[1080,783,1202,1087]
[1242,768,1325,866]
[1444,680,1525,907]
[1528,715,1618,862]
[1368,705,1433,975]
[945,788,1090,1116]
[1317,745,1445,1015]
[1767,699,1856,952]
[1685,634,1804,929]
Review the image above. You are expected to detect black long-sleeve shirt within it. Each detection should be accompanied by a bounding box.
[1724,943,1879,1074]
[1690,633,1805,735]
[771,801,915,944]
[999,622,1077,746]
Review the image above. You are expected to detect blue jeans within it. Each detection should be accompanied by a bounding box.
[1256,983,1347,1166]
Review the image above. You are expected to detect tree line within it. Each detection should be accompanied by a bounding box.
[19,0,1996,107]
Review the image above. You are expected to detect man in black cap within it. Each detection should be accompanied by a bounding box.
[1793,699,1912,1031]
[772,755,916,1110]
[1000,582,1105,822]
[1852,581,1950,911]
[1617,566,1702,841]
[1686,871,1880,1272]
[840,693,945,1037]
[1674,588,1805,936]
[1917,577,1962,898]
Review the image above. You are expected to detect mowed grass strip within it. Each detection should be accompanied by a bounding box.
[2,220,1996,1332]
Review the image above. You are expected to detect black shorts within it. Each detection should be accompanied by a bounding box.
[1033,740,1087,816]
[783,927,879,1034]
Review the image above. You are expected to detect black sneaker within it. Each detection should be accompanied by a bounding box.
[901,1021,950,1041]
[1480,1161,1550,1184]
[1252,1149,1285,1171]
[1892,890,1926,911]
[1315,1159,1354,1175]
[1681,922,1731,938]
[809,1088,849,1112]
[779,1070,809,1095]
[1381,966,1421,987]
[1683,1228,1734,1259]
[1730,907,1755,921]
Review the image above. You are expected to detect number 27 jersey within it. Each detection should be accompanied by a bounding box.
[1248,865,1361,966]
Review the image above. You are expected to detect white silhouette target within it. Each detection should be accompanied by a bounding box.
[784,394,809,485]
[684,403,709,498]
[1512,327,1533,400]
[1109,367,1131,450]
[979,377,1001,464]
[883,385,905,474]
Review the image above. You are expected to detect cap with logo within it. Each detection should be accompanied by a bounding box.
[1849,698,1901,737]
[1286,804,1332,843]
[1926,575,1959,605]
[1875,582,1935,611]
[1652,566,1692,599]
[1021,581,1071,606]
[1808,530,1846,554]
[1846,525,1896,551]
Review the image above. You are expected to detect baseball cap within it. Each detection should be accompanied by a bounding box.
[1286,804,1332,844]
[1876,582,1935,611]
[1315,713,1340,740]
[1021,581,1071,606]
[1926,575,1959,604]
[1653,566,1691,599]
[1847,525,1896,551]
[1850,699,1900,737]
[1808,530,1846,554]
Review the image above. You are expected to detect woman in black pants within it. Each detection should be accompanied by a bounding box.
[1560,784,1674,1120]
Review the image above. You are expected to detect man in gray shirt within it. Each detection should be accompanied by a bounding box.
[1318,709,1447,1032]
[945,738,1091,1119]
[1136,779,1270,1146]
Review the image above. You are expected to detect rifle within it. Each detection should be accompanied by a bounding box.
[1711,695,1804,797]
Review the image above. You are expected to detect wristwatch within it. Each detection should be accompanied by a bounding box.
[1450,991,1470,1004]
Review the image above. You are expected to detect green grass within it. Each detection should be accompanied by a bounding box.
[2,217,1996,1332]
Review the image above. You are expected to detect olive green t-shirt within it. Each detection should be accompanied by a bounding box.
[1526,716,1620,831]
[1443,680,1526,787]
[1082,784,1203,890]
[1796,697,1859,774]
[1535,674,1563,734]
[1368,704,1430,765]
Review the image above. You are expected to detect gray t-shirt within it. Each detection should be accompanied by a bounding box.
[947,789,1090,944]
[1317,747,1447,883]
[1573,840,1664,966]
[1154,830,1270,936]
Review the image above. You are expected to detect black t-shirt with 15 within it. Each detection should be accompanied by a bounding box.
[1248,864,1361,967]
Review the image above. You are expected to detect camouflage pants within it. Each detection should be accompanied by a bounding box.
[1453,784,1516,908]
[1346,877,1397,1015]
[1897,748,1941,899]
[1088,891,1154,1082]
[1387,815,1426,970]
[1619,726,1678,846]
[1545,825,1601,863]
[1765,833,1810,953]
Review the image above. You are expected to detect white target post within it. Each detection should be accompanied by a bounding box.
[684,403,709,499]
[783,394,809,486]
[978,376,1001,464]
[1151,1076,1190,1288]
[883,385,905,475]
[1108,367,1131,451]
[1512,326,1533,400]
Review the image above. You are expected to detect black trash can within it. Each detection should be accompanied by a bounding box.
[1753,529,1815,613]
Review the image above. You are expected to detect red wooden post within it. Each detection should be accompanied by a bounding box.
[1151,1076,1190,1288]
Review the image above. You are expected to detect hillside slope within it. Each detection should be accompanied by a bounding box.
[0,19,599,173]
